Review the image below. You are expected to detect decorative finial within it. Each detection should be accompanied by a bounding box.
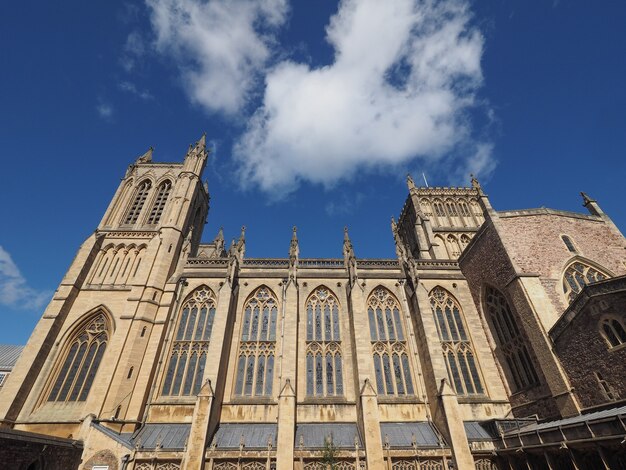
[240,225,246,240]
[470,173,481,190]
[344,226,350,241]
[407,173,416,190]
[217,227,224,240]
[198,133,206,148]
[580,192,594,205]
[136,147,153,164]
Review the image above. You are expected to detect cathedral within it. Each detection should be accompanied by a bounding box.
[1,137,625,470]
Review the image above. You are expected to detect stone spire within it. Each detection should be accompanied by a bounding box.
[470,173,483,195]
[213,227,225,257]
[407,173,416,191]
[343,227,358,286]
[289,226,299,268]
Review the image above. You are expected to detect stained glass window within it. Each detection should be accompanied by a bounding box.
[162,287,215,396]
[430,286,483,396]
[235,287,278,397]
[563,261,609,303]
[368,287,414,396]
[48,313,109,402]
[305,287,344,397]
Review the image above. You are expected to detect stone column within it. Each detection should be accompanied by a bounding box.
[436,379,474,470]
[182,380,214,470]
[276,379,296,469]
[360,379,384,469]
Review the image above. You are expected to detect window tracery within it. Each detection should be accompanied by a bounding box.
[484,286,538,391]
[124,179,151,225]
[430,287,483,395]
[235,287,278,397]
[48,313,109,402]
[367,287,414,396]
[147,180,172,225]
[162,287,216,396]
[305,287,344,396]
[563,261,609,303]
[600,316,626,348]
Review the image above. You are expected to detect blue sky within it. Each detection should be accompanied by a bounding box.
[1,0,625,344]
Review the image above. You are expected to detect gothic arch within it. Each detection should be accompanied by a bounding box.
[122,178,153,225]
[366,286,414,396]
[44,308,113,403]
[560,256,612,304]
[599,314,626,348]
[146,178,173,225]
[305,286,344,396]
[429,286,484,395]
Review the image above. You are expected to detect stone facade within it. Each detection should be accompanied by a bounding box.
[0,139,625,469]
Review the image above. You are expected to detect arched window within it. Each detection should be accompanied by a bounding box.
[430,287,483,395]
[162,287,216,396]
[48,313,109,402]
[561,235,577,253]
[563,261,609,303]
[147,180,172,225]
[446,234,461,258]
[484,286,538,391]
[445,199,458,217]
[305,287,343,397]
[124,179,151,225]
[458,200,471,217]
[235,287,278,397]
[433,200,446,218]
[600,316,626,348]
[459,234,471,248]
[367,287,414,396]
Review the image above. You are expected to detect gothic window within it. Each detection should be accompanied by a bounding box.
[595,372,615,401]
[433,200,446,218]
[484,286,538,391]
[235,287,278,397]
[430,287,484,395]
[446,234,461,258]
[124,179,151,225]
[561,235,577,253]
[445,199,458,216]
[162,287,216,396]
[147,180,172,225]
[305,287,343,396]
[458,200,471,217]
[562,261,609,303]
[48,313,109,402]
[368,287,414,396]
[459,234,471,248]
[600,316,626,348]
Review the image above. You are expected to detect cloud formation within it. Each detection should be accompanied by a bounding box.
[234,0,491,196]
[0,246,51,310]
[146,0,289,115]
[96,102,114,119]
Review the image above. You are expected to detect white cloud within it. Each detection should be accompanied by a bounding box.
[119,81,154,100]
[0,246,51,310]
[96,102,114,119]
[121,30,146,72]
[145,0,289,115]
[234,0,492,197]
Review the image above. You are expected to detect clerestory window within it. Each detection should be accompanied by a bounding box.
[162,287,216,396]
[430,287,484,395]
[305,287,343,397]
[234,287,278,397]
[367,287,414,396]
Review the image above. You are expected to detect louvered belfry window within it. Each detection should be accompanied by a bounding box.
[48,314,109,402]
[162,287,216,396]
[147,180,172,225]
[124,179,151,224]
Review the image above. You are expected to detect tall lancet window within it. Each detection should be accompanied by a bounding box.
[563,261,609,303]
[234,287,278,397]
[147,180,172,225]
[367,287,414,396]
[48,313,109,402]
[124,179,151,225]
[430,287,484,395]
[484,286,538,391]
[305,287,343,397]
[162,287,216,396]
